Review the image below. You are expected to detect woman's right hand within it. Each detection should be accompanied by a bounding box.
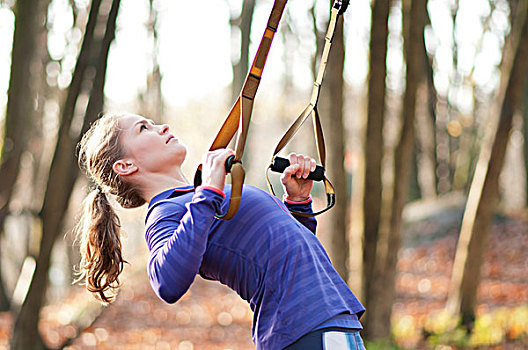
[201,148,235,192]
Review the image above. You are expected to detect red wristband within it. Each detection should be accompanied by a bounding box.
[197,186,226,198]
[283,195,312,205]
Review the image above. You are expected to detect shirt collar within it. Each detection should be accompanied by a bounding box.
[148,185,194,208]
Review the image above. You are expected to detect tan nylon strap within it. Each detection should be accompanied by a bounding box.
[266,3,343,217]
[313,107,326,166]
[196,0,288,220]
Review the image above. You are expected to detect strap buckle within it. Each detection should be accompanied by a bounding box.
[333,0,350,15]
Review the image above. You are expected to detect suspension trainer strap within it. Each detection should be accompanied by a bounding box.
[194,0,288,220]
[266,0,349,217]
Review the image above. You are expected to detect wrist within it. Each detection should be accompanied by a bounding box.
[283,195,312,204]
[197,185,226,198]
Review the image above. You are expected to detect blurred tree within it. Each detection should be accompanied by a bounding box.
[451,6,498,194]
[423,18,440,196]
[230,0,256,103]
[319,0,347,279]
[357,0,390,337]
[139,0,164,123]
[409,147,421,201]
[11,0,121,348]
[368,0,428,340]
[523,69,528,206]
[432,0,460,195]
[0,0,45,312]
[228,0,256,171]
[413,13,438,200]
[310,1,325,79]
[30,0,56,217]
[415,71,437,199]
[447,0,528,330]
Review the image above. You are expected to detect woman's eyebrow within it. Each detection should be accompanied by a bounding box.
[135,119,154,126]
[133,120,151,130]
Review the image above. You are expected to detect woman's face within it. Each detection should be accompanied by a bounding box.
[117,114,187,175]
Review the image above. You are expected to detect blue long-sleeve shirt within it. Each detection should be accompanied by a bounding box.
[144,184,365,349]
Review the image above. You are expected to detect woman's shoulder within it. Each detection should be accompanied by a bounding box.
[145,196,189,225]
[240,184,273,199]
[239,185,286,209]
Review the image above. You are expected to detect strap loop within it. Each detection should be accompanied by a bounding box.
[266,0,345,217]
[215,162,245,219]
[194,0,288,220]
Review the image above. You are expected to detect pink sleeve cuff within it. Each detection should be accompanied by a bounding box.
[283,195,312,205]
[197,186,226,198]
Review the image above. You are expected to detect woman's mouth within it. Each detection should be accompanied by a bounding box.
[166,135,175,144]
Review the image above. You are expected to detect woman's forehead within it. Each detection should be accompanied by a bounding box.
[119,114,148,128]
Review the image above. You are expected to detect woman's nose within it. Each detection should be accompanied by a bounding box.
[159,124,169,134]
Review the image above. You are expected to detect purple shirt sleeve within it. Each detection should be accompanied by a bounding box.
[144,188,223,303]
[283,197,317,233]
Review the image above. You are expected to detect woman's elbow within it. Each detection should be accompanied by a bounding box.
[155,282,182,304]
[148,262,184,304]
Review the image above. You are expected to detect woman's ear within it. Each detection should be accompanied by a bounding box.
[113,159,138,176]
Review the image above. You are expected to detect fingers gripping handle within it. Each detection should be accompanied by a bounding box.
[270,156,325,181]
[194,156,244,220]
[192,155,239,188]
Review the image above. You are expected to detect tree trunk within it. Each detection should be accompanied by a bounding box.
[523,70,528,205]
[360,0,390,337]
[409,150,421,201]
[0,0,44,312]
[368,0,427,340]
[10,0,121,348]
[310,1,325,80]
[0,239,9,311]
[447,1,528,329]
[319,6,347,279]
[141,0,163,123]
[231,0,255,102]
[424,35,440,194]
[415,78,437,199]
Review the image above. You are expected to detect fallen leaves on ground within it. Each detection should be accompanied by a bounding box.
[1,211,527,349]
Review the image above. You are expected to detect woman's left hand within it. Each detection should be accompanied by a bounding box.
[280,153,316,202]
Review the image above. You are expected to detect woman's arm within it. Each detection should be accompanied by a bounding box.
[284,196,317,233]
[146,149,234,303]
[280,153,318,233]
[146,188,223,303]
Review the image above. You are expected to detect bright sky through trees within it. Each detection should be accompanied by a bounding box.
[0,0,510,114]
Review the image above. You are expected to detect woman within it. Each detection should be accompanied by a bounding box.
[76,113,365,349]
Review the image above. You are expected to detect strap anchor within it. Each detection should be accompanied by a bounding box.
[194,0,288,220]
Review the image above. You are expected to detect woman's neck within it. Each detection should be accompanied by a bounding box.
[140,169,191,203]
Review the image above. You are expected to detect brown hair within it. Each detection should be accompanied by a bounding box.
[75,114,145,302]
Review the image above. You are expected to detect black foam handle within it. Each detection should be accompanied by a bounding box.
[338,0,350,15]
[225,155,236,173]
[195,155,238,188]
[270,157,325,181]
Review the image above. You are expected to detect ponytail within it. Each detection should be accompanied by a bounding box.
[76,114,146,302]
[75,187,125,303]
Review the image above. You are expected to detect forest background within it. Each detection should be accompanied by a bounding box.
[0,0,527,349]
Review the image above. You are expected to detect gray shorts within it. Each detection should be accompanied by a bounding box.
[284,328,366,350]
